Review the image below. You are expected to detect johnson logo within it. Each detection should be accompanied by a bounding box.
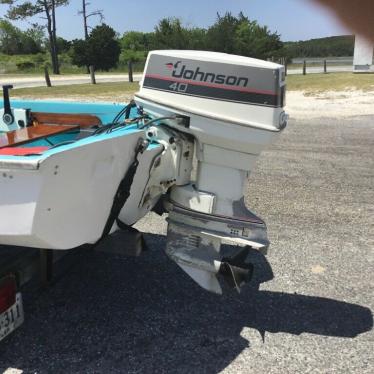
[165,61,249,87]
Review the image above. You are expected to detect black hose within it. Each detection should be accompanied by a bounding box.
[138,116,178,129]
[112,100,136,124]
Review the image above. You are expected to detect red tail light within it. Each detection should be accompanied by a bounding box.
[0,275,16,314]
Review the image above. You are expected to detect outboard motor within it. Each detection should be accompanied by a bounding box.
[135,50,287,294]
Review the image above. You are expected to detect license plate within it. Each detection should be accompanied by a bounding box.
[0,293,24,342]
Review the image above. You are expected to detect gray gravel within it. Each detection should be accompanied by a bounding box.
[0,116,373,374]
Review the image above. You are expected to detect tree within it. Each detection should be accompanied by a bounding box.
[153,18,189,49]
[45,36,71,53]
[0,18,44,54]
[234,14,283,60]
[206,12,283,59]
[284,36,354,58]
[22,25,45,53]
[206,13,241,54]
[78,0,104,40]
[121,31,151,51]
[78,0,104,73]
[70,38,89,67]
[71,24,121,71]
[186,27,207,50]
[0,0,70,74]
[0,19,23,54]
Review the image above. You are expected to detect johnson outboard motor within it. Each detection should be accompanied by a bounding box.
[135,50,287,293]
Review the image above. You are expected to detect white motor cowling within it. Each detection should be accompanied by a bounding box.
[135,50,288,294]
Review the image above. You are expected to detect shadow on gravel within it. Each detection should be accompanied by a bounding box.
[0,233,372,374]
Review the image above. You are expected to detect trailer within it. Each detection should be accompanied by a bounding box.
[0,247,55,341]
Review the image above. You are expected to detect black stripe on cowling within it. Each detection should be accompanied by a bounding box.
[143,77,281,107]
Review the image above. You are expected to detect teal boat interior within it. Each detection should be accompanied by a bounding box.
[0,98,145,159]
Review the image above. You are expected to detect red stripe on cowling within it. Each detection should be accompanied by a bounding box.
[0,146,49,155]
[144,74,277,96]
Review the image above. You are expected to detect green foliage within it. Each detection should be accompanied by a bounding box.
[22,25,45,53]
[120,31,153,51]
[121,23,207,52]
[284,36,354,58]
[119,49,145,63]
[234,17,283,59]
[153,18,189,49]
[71,24,121,71]
[45,36,71,53]
[0,11,286,73]
[0,53,43,73]
[0,52,85,73]
[5,10,356,75]
[206,12,283,59]
[16,60,35,70]
[1,0,70,74]
[186,28,207,50]
[0,18,22,54]
[1,0,70,20]
[206,12,240,54]
[141,13,283,58]
[70,39,89,67]
[0,18,43,54]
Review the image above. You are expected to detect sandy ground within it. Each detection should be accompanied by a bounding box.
[287,90,374,119]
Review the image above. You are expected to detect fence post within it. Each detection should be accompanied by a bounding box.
[89,65,96,84]
[128,60,133,83]
[324,59,327,74]
[44,66,52,87]
[285,60,288,76]
[303,60,306,75]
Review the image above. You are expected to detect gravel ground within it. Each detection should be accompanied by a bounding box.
[0,115,373,374]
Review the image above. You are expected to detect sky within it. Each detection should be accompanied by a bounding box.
[0,0,350,42]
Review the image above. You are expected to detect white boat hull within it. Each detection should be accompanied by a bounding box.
[0,131,162,249]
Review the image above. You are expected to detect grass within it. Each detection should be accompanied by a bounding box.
[286,72,374,93]
[0,71,141,80]
[11,81,140,99]
[287,62,351,69]
[0,53,145,75]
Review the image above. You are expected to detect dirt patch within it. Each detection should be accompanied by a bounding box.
[287,90,374,120]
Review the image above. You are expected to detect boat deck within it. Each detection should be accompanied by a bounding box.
[0,124,79,149]
[0,112,102,150]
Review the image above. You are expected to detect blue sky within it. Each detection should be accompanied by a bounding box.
[0,0,349,41]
